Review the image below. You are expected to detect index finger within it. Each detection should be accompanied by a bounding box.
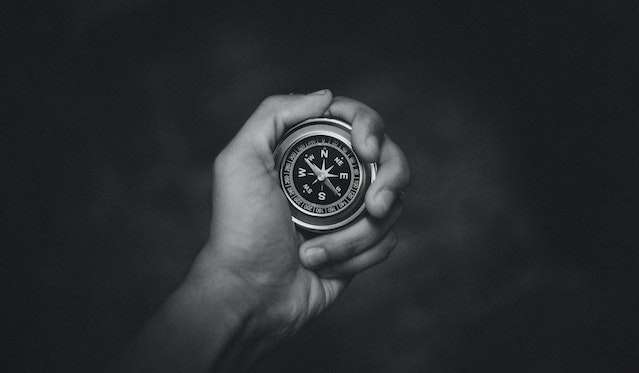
[365,136,411,218]
[325,97,384,163]
[233,90,334,157]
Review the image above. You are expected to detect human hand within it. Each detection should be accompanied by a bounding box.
[113,91,411,372]
[188,89,410,348]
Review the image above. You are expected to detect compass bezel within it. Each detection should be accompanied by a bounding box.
[273,117,377,232]
[284,131,360,217]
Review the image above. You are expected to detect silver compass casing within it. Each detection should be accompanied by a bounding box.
[273,117,377,232]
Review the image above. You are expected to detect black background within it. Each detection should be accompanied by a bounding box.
[5,1,639,371]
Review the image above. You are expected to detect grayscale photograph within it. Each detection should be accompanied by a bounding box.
[5,1,638,372]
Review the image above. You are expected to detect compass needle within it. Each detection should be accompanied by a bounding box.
[304,158,323,178]
[324,178,341,197]
[273,118,376,232]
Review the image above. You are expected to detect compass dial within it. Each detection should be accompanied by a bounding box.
[281,135,361,216]
[274,118,376,232]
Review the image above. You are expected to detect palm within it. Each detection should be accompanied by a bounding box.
[210,154,344,327]
[126,94,405,372]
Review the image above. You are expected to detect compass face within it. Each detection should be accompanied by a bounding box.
[274,118,376,232]
[281,135,361,216]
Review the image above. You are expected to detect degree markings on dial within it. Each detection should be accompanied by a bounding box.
[281,134,362,216]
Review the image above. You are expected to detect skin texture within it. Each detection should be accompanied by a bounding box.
[111,90,410,372]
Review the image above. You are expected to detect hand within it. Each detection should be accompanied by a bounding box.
[113,90,410,373]
[180,90,409,370]
[194,88,408,327]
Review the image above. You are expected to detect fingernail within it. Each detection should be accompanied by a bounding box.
[303,247,327,267]
[375,190,395,212]
[309,89,328,95]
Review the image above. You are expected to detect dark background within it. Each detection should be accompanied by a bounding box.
[6,1,639,371]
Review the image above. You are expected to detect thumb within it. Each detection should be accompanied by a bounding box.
[236,90,333,154]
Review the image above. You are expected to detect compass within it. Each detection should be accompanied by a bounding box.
[273,118,377,232]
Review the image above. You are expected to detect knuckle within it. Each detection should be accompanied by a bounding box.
[369,109,385,131]
[356,107,384,132]
[329,236,361,261]
[274,108,291,126]
[213,146,242,175]
[390,144,411,188]
[380,233,398,260]
[343,238,361,259]
[259,95,293,127]
[213,149,230,172]
[259,95,285,110]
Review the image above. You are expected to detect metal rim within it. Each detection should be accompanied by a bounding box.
[284,129,361,217]
[273,117,377,232]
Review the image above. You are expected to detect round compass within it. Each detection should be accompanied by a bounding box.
[273,118,376,232]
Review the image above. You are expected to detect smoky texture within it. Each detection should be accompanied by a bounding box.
[6,1,638,372]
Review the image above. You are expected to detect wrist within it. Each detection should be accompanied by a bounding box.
[181,260,261,334]
[182,251,298,370]
[112,259,264,373]
[171,266,262,372]
[185,244,307,348]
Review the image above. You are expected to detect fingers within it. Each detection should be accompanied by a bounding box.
[318,231,398,278]
[325,97,410,218]
[299,201,402,268]
[365,136,411,218]
[238,90,333,153]
[325,97,384,163]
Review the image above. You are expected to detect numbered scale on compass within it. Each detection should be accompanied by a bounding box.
[274,118,376,232]
[283,135,360,214]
